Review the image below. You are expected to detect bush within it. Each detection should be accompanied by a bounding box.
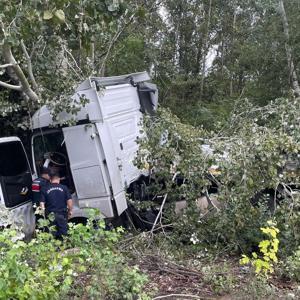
[0,208,149,300]
[283,248,300,282]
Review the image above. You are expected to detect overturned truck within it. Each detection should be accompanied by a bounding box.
[32,71,158,221]
[0,72,158,234]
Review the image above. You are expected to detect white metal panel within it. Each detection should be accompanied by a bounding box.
[99,84,140,119]
[76,89,103,122]
[32,72,152,129]
[0,184,4,206]
[0,136,21,143]
[71,166,107,198]
[71,190,113,219]
[78,196,114,217]
[95,122,127,215]
[114,191,128,216]
[32,88,102,129]
[76,72,150,91]
[95,123,124,192]
[63,124,115,217]
[106,111,143,185]
[63,125,110,199]
[96,83,143,185]
[10,201,35,238]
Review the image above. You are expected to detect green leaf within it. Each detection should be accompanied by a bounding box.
[43,11,53,20]
[62,258,69,266]
[54,10,65,23]
[240,254,250,265]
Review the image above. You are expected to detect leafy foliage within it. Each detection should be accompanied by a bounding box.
[283,247,300,282]
[0,0,126,130]
[240,220,280,275]
[0,208,149,300]
[137,98,300,258]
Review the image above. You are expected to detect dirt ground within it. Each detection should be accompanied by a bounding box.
[133,254,300,300]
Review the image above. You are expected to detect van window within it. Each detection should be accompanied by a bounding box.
[0,141,29,176]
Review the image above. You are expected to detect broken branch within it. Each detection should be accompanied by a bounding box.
[99,13,136,75]
[0,80,22,91]
[150,193,168,235]
[152,294,211,300]
[150,172,179,235]
[0,63,13,68]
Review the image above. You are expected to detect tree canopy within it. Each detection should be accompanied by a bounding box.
[1,0,300,133]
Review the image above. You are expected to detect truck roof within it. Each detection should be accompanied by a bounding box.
[32,71,153,130]
[76,71,151,91]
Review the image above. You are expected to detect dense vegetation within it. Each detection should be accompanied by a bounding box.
[2,0,300,132]
[0,208,149,300]
[2,0,300,298]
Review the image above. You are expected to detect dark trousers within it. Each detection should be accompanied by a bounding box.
[47,211,68,240]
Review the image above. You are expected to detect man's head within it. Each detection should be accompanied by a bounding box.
[40,167,50,181]
[49,169,60,184]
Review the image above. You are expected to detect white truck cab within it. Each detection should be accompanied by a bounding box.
[31,71,158,222]
[0,137,35,236]
[0,72,157,234]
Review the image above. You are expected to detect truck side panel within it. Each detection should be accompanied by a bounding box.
[98,84,144,186]
[95,122,127,215]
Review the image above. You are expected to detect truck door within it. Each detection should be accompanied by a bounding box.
[63,124,127,217]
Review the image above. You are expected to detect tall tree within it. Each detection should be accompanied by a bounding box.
[278,0,300,97]
[200,0,212,101]
[0,0,128,130]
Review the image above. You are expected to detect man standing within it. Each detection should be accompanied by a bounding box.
[32,167,50,228]
[40,170,73,239]
[32,167,50,207]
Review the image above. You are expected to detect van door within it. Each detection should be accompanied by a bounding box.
[0,138,32,207]
[0,137,35,236]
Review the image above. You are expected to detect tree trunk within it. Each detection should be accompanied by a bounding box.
[278,0,300,97]
[200,0,212,101]
[230,9,237,97]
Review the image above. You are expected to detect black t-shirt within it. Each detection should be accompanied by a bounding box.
[32,177,50,205]
[40,183,72,213]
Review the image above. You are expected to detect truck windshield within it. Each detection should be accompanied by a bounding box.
[33,131,75,192]
[0,141,29,176]
[33,131,65,173]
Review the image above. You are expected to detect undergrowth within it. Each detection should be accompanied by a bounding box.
[0,207,149,300]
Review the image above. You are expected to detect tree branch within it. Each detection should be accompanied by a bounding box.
[20,40,38,91]
[3,43,39,102]
[153,294,206,300]
[62,45,84,79]
[99,13,136,76]
[0,80,22,91]
[0,63,14,68]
